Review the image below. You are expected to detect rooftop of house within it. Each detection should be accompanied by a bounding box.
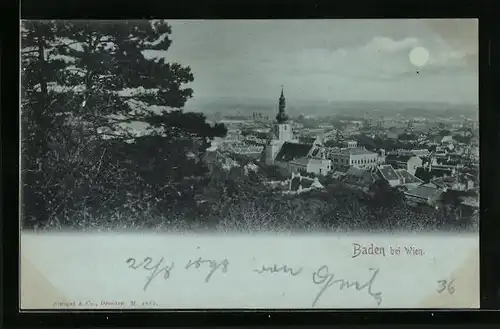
[275,142,312,162]
[353,135,378,149]
[432,175,458,184]
[436,158,461,166]
[378,165,400,181]
[324,147,344,155]
[433,173,475,187]
[441,135,453,142]
[385,154,411,163]
[290,175,323,191]
[347,147,378,156]
[308,158,330,164]
[414,166,454,181]
[404,186,444,200]
[395,169,423,184]
[289,156,310,166]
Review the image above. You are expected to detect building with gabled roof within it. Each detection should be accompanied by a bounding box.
[430,174,475,191]
[377,165,401,187]
[414,165,455,183]
[404,185,444,206]
[441,135,454,144]
[395,168,423,189]
[385,154,411,167]
[289,157,332,176]
[385,154,423,176]
[285,172,324,194]
[325,146,379,169]
[274,142,312,162]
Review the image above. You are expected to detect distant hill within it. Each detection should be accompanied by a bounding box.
[184,96,478,119]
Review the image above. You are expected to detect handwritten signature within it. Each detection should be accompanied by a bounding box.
[311,265,382,307]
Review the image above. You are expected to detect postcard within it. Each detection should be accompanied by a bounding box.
[19,19,479,310]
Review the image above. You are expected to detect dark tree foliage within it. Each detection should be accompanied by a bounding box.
[368,179,405,208]
[21,21,69,226]
[437,189,478,229]
[21,20,227,229]
[260,164,288,181]
[45,20,196,134]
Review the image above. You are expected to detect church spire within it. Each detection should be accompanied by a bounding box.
[276,85,288,124]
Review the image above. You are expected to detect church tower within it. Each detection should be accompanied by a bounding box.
[263,86,295,165]
[274,86,293,142]
[276,86,288,123]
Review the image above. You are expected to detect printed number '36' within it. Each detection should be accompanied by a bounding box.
[437,279,456,294]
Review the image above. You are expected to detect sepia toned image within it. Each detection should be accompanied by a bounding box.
[20,19,479,310]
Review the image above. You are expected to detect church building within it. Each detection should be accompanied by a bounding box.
[262,87,331,176]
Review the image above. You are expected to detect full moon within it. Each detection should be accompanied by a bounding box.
[409,46,430,67]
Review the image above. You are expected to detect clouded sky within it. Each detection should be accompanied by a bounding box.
[149,19,478,105]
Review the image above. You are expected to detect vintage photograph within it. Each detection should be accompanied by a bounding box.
[20,19,479,234]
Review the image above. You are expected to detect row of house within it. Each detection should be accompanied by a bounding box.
[279,161,444,207]
[222,88,479,211]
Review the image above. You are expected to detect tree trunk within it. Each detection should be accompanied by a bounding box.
[28,35,50,227]
[33,35,50,156]
[37,37,48,96]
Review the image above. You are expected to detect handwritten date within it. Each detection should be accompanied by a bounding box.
[185,257,230,282]
[126,256,175,291]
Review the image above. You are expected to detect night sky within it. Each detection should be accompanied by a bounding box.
[145,19,477,106]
